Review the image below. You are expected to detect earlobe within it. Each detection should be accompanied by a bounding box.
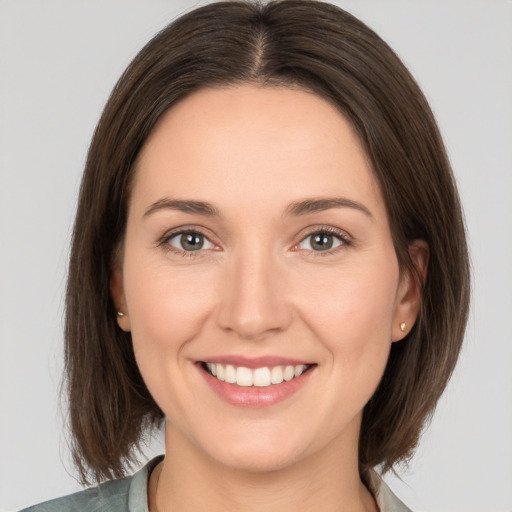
[110,268,131,332]
[392,240,429,342]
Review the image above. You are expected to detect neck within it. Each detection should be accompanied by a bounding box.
[150,423,377,512]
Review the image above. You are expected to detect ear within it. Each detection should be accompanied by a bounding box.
[391,239,429,342]
[110,267,131,332]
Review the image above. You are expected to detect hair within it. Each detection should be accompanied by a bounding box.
[65,0,470,485]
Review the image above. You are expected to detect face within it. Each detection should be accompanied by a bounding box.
[112,85,422,473]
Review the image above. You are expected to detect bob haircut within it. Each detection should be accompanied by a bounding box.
[65,0,470,485]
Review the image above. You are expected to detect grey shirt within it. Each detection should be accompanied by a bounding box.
[20,456,411,512]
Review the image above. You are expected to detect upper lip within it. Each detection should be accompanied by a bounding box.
[198,355,313,369]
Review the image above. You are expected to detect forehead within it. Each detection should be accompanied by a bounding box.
[132,84,384,218]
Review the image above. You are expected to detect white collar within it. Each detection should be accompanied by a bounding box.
[367,470,413,512]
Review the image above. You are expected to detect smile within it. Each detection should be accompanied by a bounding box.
[198,357,315,407]
[203,362,310,387]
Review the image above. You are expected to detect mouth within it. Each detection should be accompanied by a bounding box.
[199,361,315,387]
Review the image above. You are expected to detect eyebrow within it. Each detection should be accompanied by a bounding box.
[283,197,373,219]
[143,196,372,219]
[144,199,221,218]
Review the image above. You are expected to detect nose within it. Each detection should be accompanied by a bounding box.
[215,247,293,341]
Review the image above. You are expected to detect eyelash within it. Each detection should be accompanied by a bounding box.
[293,226,351,257]
[158,228,216,258]
[158,226,351,258]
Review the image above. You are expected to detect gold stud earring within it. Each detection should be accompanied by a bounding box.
[117,311,124,317]
[400,322,406,332]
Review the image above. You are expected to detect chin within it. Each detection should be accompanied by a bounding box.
[213,445,304,474]
[196,423,315,474]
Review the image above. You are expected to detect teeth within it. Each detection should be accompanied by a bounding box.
[206,362,216,376]
[271,366,284,384]
[225,364,236,384]
[253,367,271,387]
[236,367,253,386]
[295,365,305,377]
[283,365,295,381]
[205,363,309,387]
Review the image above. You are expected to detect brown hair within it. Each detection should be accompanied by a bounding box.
[65,0,470,484]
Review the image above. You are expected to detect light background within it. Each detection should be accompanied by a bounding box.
[0,1,511,511]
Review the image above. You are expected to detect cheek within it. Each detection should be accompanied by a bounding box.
[294,260,399,379]
[121,250,220,405]
[122,260,223,427]
[124,257,217,345]
[299,261,398,327]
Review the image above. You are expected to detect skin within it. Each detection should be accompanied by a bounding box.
[112,84,427,512]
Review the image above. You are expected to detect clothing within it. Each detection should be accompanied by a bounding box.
[20,456,411,512]
[368,471,412,512]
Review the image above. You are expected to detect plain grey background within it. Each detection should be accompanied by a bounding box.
[1,1,511,511]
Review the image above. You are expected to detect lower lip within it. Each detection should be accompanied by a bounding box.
[198,364,313,408]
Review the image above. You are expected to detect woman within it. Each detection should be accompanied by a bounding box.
[21,1,470,511]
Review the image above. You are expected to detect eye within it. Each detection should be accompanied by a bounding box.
[166,231,215,252]
[296,230,348,252]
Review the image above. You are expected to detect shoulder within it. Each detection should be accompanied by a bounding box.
[19,477,131,512]
[19,456,163,512]
[368,470,413,512]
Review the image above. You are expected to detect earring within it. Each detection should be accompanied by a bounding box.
[117,311,124,317]
[400,322,406,332]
